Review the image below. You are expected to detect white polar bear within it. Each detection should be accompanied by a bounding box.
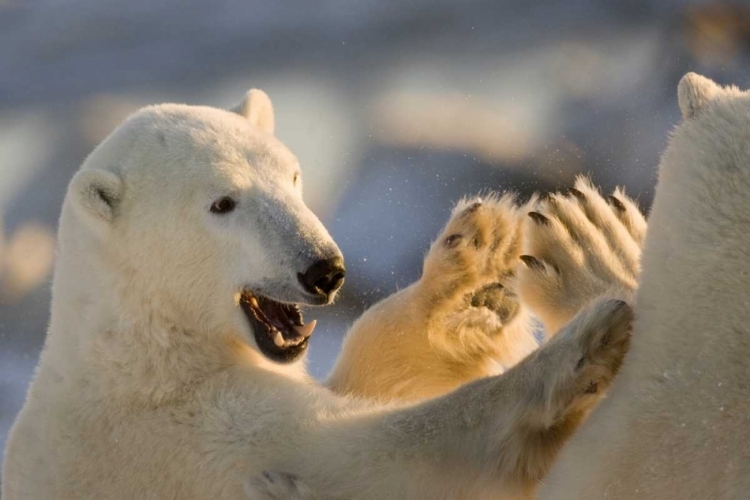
[2,89,632,500]
[534,73,750,499]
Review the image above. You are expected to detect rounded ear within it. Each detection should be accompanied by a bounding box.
[678,72,722,119]
[69,169,123,232]
[231,89,275,134]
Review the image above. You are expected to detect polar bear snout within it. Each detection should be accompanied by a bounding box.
[297,256,346,302]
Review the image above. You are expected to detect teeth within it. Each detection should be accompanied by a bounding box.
[270,327,312,349]
[294,319,316,338]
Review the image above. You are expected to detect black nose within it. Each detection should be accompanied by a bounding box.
[298,257,346,298]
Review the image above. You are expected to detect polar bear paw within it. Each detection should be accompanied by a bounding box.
[542,298,633,426]
[569,299,632,399]
[245,471,318,500]
[518,177,647,335]
[422,193,523,301]
[501,297,632,481]
[418,193,537,365]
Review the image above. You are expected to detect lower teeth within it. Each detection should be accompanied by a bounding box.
[272,329,305,348]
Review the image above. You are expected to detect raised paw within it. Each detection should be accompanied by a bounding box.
[569,299,632,400]
[497,298,633,482]
[417,193,537,366]
[518,177,646,335]
[537,298,633,427]
[422,194,522,295]
[245,471,318,500]
[326,194,539,401]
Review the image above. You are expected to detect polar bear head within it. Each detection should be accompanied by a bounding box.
[649,73,750,282]
[671,73,750,184]
[63,90,345,363]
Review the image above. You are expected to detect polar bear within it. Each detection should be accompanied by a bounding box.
[533,73,750,499]
[2,89,632,500]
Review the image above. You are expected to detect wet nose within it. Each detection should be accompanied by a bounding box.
[298,257,346,299]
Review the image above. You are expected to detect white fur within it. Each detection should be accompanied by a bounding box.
[232,89,275,134]
[540,73,750,499]
[517,177,645,335]
[2,90,632,500]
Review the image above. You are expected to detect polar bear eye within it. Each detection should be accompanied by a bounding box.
[210,197,237,214]
[293,172,300,186]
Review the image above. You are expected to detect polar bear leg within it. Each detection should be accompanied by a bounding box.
[259,297,631,498]
[417,194,536,366]
[493,297,632,484]
[518,178,646,335]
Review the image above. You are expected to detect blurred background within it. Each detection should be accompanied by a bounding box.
[1,0,750,476]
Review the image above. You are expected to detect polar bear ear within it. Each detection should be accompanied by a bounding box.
[69,169,123,231]
[231,89,275,134]
[678,73,722,119]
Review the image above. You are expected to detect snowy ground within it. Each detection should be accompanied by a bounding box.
[2,0,749,483]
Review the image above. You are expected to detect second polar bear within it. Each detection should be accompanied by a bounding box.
[3,88,633,500]
[537,73,750,499]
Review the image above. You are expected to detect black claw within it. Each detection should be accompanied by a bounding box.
[444,233,463,248]
[528,211,549,225]
[607,195,626,213]
[541,192,558,206]
[262,471,275,483]
[463,201,482,215]
[568,187,586,202]
[575,356,586,370]
[520,254,545,271]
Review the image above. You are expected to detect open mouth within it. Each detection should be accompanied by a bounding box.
[240,291,316,363]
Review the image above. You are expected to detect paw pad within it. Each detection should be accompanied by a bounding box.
[462,281,519,325]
